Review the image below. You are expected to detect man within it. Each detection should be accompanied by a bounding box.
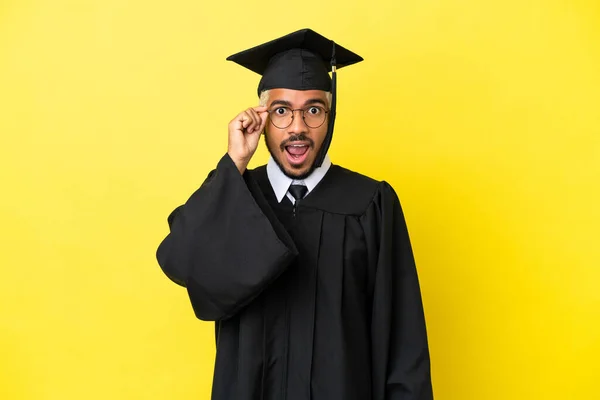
[156,29,433,400]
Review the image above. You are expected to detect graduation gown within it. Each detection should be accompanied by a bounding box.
[156,154,433,400]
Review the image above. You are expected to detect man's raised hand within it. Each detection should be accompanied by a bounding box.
[227,106,268,174]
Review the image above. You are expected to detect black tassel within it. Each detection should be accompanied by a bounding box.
[315,41,337,167]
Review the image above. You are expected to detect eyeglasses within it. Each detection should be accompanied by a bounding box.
[267,105,329,129]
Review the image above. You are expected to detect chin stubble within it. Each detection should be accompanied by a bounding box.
[265,134,318,180]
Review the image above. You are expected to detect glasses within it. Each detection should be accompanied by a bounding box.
[267,105,329,129]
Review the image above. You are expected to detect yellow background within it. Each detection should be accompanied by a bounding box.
[1,0,599,399]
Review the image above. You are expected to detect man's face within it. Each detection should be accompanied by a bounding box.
[264,89,329,180]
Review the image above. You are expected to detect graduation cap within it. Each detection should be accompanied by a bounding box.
[226,28,363,167]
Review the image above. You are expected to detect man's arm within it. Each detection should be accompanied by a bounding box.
[363,182,433,400]
[156,106,297,321]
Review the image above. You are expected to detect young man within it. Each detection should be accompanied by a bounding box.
[156,29,433,400]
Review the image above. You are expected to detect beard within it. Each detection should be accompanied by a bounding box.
[265,133,319,180]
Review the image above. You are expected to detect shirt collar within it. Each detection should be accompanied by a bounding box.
[266,154,332,203]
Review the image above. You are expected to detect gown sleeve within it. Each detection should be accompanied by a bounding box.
[362,182,433,400]
[156,153,298,322]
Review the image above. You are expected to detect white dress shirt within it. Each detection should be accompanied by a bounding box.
[266,154,332,205]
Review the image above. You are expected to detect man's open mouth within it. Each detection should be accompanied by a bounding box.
[284,142,311,164]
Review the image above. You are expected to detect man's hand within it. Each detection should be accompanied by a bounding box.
[227,106,268,174]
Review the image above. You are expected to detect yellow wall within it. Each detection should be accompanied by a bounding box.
[1,0,599,399]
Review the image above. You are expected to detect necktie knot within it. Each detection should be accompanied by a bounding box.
[288,184,308,201]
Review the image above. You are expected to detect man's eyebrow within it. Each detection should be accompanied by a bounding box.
[269,100,292,107]
[303,98,327,107]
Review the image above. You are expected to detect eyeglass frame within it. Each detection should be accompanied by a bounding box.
[266,105,330,129]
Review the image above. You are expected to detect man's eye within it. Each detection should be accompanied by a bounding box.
[308,106,321,115]
[275,107,288,115]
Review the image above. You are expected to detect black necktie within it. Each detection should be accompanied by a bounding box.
[288,184,308,201]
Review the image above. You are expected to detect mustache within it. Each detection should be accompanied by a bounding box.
[280,134,315,151]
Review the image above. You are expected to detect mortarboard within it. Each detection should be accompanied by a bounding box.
[226,28,363,167]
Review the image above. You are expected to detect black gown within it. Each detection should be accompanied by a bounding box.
[156,154,433,400]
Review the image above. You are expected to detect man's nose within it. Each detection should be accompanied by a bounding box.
[287,110,307,134]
